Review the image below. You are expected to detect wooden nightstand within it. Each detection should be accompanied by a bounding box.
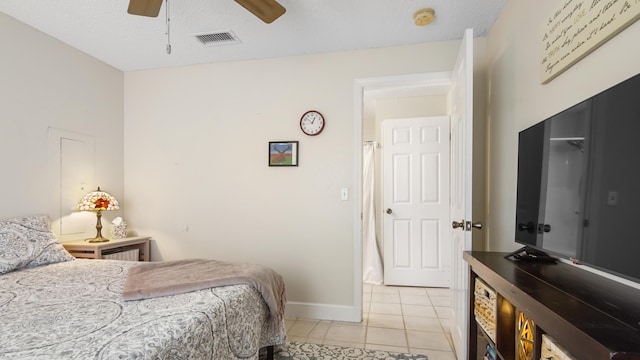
[62,236,151,262]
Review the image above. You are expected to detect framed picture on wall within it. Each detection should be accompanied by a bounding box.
[268,141,298,167]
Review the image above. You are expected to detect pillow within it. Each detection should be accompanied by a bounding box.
[0,215,74,274]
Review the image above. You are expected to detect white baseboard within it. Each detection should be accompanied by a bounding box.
[285,302,362,323]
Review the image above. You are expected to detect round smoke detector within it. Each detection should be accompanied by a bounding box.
[414,8,435,26]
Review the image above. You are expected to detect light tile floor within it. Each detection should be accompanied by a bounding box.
[284,284,457,360]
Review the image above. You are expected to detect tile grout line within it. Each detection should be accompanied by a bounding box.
[286,286,455,356]
[401,293,411,352]
[430,288,458,353]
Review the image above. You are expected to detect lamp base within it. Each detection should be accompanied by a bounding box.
[86,210,110,242]
[86,235,110,243]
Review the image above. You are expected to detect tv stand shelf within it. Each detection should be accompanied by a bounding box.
[464,251,640,359]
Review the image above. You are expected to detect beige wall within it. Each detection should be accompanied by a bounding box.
[484,2,640,251]
[123,41,463,319]
[0,13,124,229]
[8,0,637,321]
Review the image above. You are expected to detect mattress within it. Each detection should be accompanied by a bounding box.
[0,259,286,359]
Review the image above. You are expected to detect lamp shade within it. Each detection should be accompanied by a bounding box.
[77,187,119,242]
[77,187,119,212]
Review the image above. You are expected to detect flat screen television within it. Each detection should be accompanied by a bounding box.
[513,72,640,283]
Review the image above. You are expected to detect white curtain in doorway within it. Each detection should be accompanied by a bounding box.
[363,142,383,284]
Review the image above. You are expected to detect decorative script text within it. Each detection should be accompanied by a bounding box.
[540,0,640,83]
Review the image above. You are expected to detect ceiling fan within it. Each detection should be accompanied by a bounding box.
[127,0,286,24]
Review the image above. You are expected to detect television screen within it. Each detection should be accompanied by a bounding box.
[515,73,640,282]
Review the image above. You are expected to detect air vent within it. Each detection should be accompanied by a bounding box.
[194,31,241,46]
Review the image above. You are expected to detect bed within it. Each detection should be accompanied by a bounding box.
[0,215,287,359]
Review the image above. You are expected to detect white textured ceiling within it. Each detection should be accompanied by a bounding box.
[0,0,507,72]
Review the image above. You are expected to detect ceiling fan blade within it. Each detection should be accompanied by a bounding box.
[234,0,286,24]
[128,0,163,17]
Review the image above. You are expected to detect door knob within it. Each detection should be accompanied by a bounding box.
[386,208,393,214]
[452,220,465,229]
[471,222,483,230]
[538,223,551,233]
[518,222,535,233]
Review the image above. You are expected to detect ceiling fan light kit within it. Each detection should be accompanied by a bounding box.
[414,8,435,26]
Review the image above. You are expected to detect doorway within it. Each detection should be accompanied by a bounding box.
[353,72,453,322]
[354,30,478,360]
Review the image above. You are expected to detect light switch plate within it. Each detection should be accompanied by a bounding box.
[341,188,349,201]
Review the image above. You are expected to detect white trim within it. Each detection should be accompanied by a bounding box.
[355,72,452,93]
[285,302,360,322]
[353,82,364,323]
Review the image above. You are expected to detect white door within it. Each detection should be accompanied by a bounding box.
[450,28,475,360]
[382,116,451,287]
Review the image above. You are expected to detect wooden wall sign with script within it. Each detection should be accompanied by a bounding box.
[540,0,640,84]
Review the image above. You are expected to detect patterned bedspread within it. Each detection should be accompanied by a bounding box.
[0,259,286,359]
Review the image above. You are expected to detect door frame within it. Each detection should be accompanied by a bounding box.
[353,72,452,322]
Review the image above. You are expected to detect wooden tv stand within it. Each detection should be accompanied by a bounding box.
[464,251,640,359]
